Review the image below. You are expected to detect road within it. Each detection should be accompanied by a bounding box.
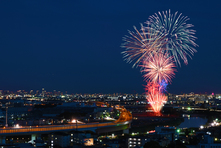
[0,105,132,135]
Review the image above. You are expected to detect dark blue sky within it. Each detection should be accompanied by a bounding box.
[0,0,220,94]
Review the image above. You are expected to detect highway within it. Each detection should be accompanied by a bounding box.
[0,105,132,135]
[0,122,123,134]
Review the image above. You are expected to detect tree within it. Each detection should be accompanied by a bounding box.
[185,129,190,136]
[143,140,162,148]
[166,140,187,148]
[189,136,199,145]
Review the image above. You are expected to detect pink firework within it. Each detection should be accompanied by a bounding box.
[145,82,167,113]
[141,53,176,83]
[121,24,163,68]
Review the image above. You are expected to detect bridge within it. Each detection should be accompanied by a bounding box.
[0,104,132,143]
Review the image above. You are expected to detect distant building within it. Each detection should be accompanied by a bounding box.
[102,139,119,148]
[49,131,96,147]
[127,126,179,148]
[155,126,179,141]
[128,137,149,148]
[107,97,119,101]
[49,132,71,148]
[198,135,221,148]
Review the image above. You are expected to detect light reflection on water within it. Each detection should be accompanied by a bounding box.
[178,115,208,128]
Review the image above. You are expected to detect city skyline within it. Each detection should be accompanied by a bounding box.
[0,1,220,94]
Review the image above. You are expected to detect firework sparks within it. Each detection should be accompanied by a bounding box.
[146,9,198,65]
[145,83,167,113]
[121,24,163,67]
[140,53,176,83]
[159,79,168,93]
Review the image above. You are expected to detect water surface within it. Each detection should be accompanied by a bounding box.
[178,115,207,128]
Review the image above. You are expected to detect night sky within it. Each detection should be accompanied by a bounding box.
[0,1,220,94]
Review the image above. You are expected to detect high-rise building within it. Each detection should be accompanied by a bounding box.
[42,88,45,97]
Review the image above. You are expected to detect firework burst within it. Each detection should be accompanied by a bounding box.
[140,53,176,83]
[121,10,197,113]
[146,9,198,65]
[121,24,163,68]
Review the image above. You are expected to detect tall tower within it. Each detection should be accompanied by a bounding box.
[42,88,45,97]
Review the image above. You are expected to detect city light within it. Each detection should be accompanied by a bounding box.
[71,119,76,123]
[14,124,20,128]
[177,129,180,133]
[211,121,219,126]
[200,125,204,129]
[206,132,211,135]
[104,117,116,121]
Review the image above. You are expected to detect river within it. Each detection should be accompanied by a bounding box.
[178,114,208,128]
